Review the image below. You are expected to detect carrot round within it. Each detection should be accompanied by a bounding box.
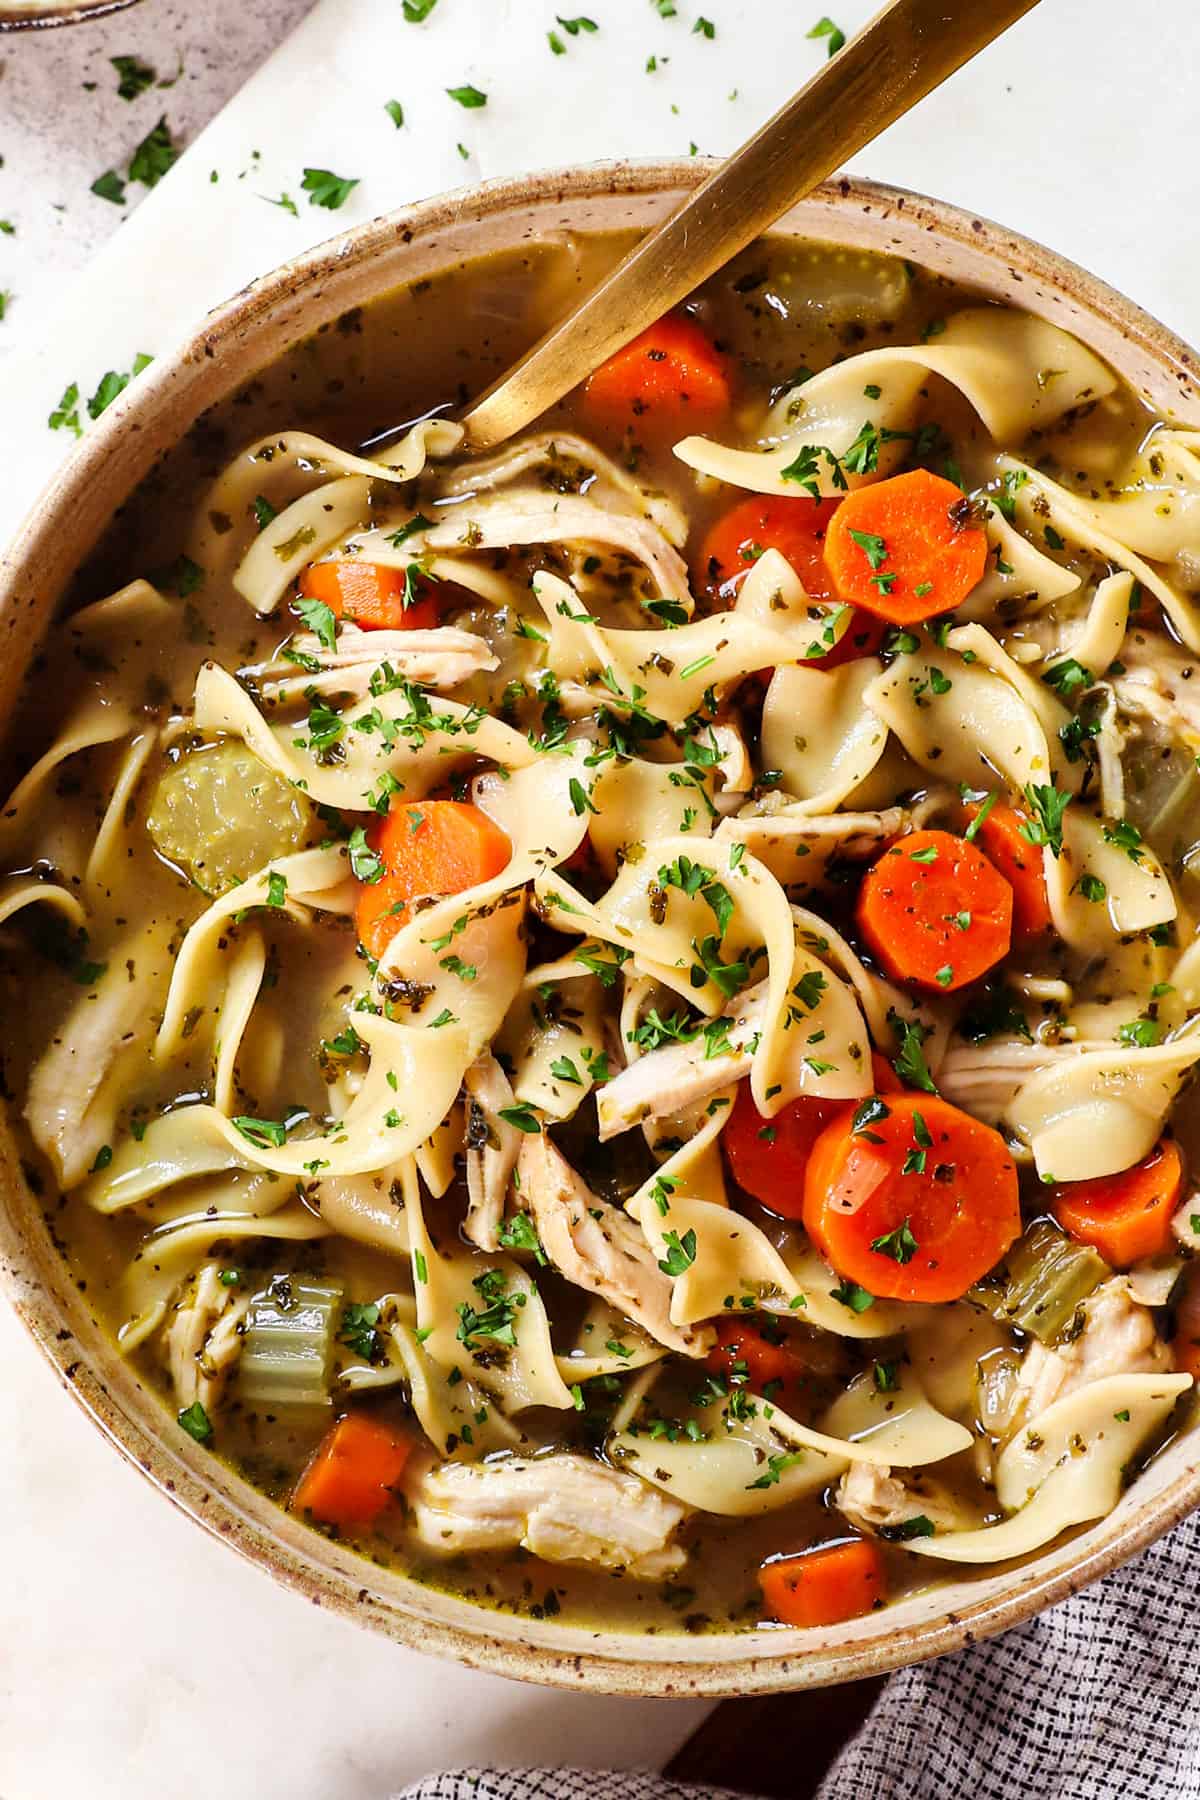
[583,311,730,436]
[1171,1264,1200,1382]
[705,1316,808,1403]
[301,559,441,631]
[822,469,988,623]
[856,828,1013,993]
[759,1539,886,1628]
[1051,1140,1183,1269]
[723,1053,901,1217]
[803,1092,1021,1303]
[696,494,887,666]
[966,800,1052,943]
[355,799,512,960]
[292,1412,413,1528]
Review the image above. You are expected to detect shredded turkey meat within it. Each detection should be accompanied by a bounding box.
[517,1134,710,1357]
[1014,1277,1174,1424]
[164,1263,250,1414]
[938,1035,1108,1126]
[406,1451,688,1579]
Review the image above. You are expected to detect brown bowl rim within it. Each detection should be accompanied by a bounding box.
[2,159,1199,1697]
[0,0,138,29]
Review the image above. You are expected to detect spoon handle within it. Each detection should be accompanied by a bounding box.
[462,0,1039,449]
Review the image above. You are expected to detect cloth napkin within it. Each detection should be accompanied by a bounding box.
[396,1507,1200,1800]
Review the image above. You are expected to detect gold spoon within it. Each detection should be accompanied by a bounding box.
[462,0,1039,449]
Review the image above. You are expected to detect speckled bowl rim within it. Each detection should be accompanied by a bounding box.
[1,161,1199,1699]
[0,0,138,30]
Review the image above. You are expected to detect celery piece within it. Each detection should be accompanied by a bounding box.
[237,1277,342,1410]
[989,1218,1109,1343]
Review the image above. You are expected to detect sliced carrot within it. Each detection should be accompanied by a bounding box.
[723,1053,900,1217]
[803,1092,1021,1303]
[301,559,441,632]
[355,799,512,960]
[705,1316,808,1403]
[967,801,1052,943]
[1051,1140,1183,1269]
[1171,1263,1200,1381]
[856,828,1013,993]
[696,494,887,667]
[822,469,988,623]
[759,1539,886,1628]
[292,1412,413,1528]
[583,312,731,437]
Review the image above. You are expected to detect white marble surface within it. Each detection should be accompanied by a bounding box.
[0,1,1198,1794]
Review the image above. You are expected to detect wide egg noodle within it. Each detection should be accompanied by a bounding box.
[905,1373,1190,1563]
[816,1364,973,1466]
[761,660,889,813]
[1043,807,1176,951]
[553,1297,668,1383]
[588,757,717,875]
[192,660,537,811]
[1006,1020,1200,1180]
[998,457,1200,653]
[1049,570,1134,674]
[155,844,358,1061]
[864,649,1054,793]
[673,309,1118,496]
[610,1402,844,1515]
[497,963,607,1123]
[402,1161,575,1414]
[388,1322,526,1459]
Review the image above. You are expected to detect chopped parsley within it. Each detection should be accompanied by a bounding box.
[301,167,359,210]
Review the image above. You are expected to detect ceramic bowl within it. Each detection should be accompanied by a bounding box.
[1,164,1198,1697]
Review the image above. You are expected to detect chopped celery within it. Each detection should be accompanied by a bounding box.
[988,1218,1109,1342]
[237,1276,342,1410]
[147,740,313,895]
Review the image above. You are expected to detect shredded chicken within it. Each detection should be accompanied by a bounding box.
[25,951,157,1187]
[164,1263,250,1414]
[938,1035,1107,1126]
[406,1451,688,1579]
[836,1463,983,1537]
[517,1135,709,1357]
[1109,633,1200,747]
[1015,1276,1173,1423]
[432,430,688,548]
[462,1052,522,1253]
[251,624,497,704]
[597,982,765,1139]
[416,489,693,606]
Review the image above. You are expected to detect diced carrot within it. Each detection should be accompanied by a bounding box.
[1171,1262,1200,1381]
[355,799,512,960]
[696,494,887,667]
[822,469,988,623]
[583,312,731,437]
[759,1539,886,1628]
[1052,1140,1183,1269]
[723,1053,900,1217]
[301,559,441,631]
[856,828,1013,993]
[803,1092,1021,1303]
[967,801,1052,943]
[705,1315,807,1402]
[292,1412,413,1528]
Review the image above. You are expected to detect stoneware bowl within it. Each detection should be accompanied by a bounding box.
[1,164,1198,1698]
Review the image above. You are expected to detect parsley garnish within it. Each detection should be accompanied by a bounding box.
[891,1016,937,1094]
[658,1229,698,1277]
[177,1401,213,1444]
[806,14,846,55]
[870,1218,919,1263]
[301,167,359,210]
[1020,783,1071,858]
[498,1102,542,1134]
[447,84,488,107]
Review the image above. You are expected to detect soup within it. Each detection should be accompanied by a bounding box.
[5,235,1199,1637]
